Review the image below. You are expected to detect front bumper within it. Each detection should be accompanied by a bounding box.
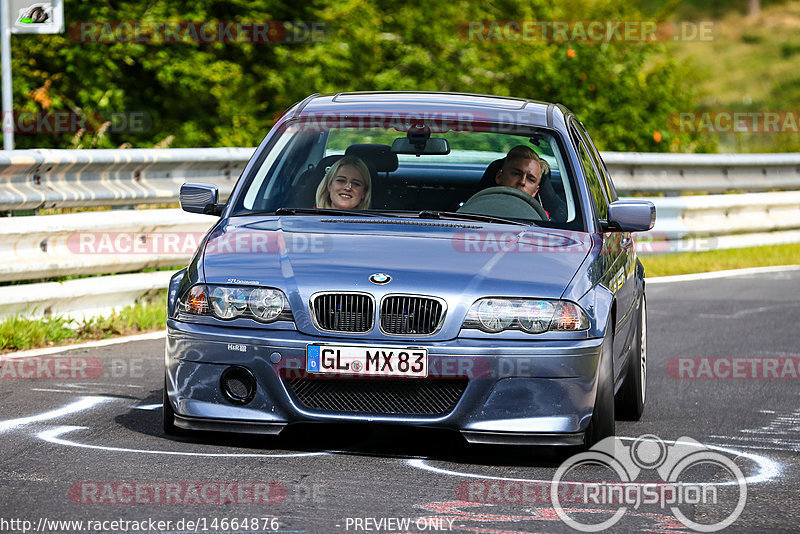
[165,319,604,446]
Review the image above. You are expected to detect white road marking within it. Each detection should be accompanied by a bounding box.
[710,435,800,452]
[407,437,780,486]
[710,407,800,453]
[73,383,145,388]
[708,440,800,453]
[647,264,800,284]
[30,388,86,393]
[0,396,109,433]
[38,426,330,458]
[696,302,800,319]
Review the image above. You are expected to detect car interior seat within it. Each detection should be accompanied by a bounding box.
[285,154,345,207]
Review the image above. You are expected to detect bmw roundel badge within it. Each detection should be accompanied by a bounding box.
[369,273,391,285]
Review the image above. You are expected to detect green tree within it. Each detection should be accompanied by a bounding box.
[7,0,711,152]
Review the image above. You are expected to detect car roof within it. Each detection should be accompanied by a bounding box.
[292,91,573,130]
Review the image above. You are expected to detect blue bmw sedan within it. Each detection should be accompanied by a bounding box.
[164,92,654,448]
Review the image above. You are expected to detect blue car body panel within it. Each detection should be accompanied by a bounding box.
[165,92,649,446]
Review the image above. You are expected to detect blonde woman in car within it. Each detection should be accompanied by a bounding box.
[315,155,372,210]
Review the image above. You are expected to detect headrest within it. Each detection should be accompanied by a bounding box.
[316,154,344,174]
[345,144,399,173]
[477,158,505,191]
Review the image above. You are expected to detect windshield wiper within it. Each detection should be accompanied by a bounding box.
[418,210,531,227]
[274,207,393,218]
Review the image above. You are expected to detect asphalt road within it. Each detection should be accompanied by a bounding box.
[1,267,799,534]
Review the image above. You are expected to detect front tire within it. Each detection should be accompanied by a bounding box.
[615,295,647,421]
[584,329,615,448]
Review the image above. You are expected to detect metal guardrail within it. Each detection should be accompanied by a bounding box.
[0,148,252,211]
[0,209,216,282]
[2,149,800,211]
[0,271,174,322]
[604,152,800,194]
[2,148,800,321]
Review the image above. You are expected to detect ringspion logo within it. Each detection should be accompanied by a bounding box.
[551,434,747,532]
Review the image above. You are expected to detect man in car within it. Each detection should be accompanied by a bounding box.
[493,145,558,220]
[494,145,549,198]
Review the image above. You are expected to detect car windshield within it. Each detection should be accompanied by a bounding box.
[232,117,584,229]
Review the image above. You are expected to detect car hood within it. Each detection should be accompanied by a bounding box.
[201,217,592,337]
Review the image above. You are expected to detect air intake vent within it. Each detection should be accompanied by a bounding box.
[312,293,374,333]
[284,377,467,415]
[380,296,445,335]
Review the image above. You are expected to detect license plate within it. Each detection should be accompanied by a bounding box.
[306,344,428,377]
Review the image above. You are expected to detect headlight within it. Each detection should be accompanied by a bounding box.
[178,284,292,323]
[463,298,588,334]
[472,298,515,333]
[211,286,248,319]
[248,287,286,321]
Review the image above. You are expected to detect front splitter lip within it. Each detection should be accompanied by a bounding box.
[173,413,286,435]
[173,412,585,447]
[461,430,585,447]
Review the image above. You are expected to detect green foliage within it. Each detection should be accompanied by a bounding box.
[9,0,706,152]
[0,293,166,352]
[780,42,800,57]
[0,314,76,351]
[641,243,800,277]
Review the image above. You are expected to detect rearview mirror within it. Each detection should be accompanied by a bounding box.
[391,137,450,156]
[606,200,656,232]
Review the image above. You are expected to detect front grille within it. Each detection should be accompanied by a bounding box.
[380,296,444,335]
[312,293,374,333]
[284,377,467,415]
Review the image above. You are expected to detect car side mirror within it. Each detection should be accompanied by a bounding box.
[180,183,224,216]
[605,200,655,232]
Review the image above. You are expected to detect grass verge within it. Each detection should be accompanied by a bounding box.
[0,293,166,353]
[2,243,799,353]
[641,242,800,277]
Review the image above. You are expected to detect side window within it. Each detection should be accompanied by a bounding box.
[571,126,609,220]
[575,123,617,202]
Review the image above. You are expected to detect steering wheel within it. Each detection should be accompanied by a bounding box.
[459,186,548,221]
